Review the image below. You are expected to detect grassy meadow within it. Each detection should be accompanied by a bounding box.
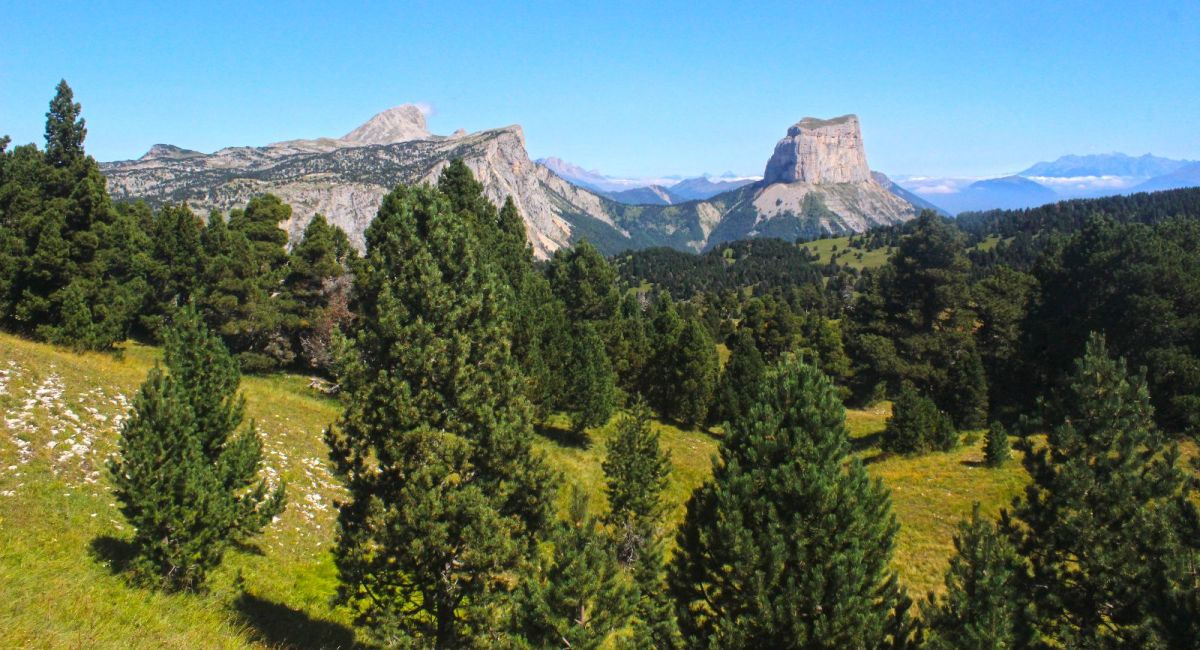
[800,234,1007,271]
[1,331,1032,647]
[799,236,893,270]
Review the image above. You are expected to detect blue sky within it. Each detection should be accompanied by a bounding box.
[2,1,1197,177]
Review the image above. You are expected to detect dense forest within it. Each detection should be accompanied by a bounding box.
[3,82,1199,648]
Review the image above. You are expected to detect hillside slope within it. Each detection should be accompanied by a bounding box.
[1,333,1030,646]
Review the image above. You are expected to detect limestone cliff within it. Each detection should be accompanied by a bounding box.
[101,108,621,259]
[762,115,872,184]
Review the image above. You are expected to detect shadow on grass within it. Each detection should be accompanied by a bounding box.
[960,459,987,468]
[851,431,882,454]
[861,452,890,466]
[534,421,591,450]
[234,593,358,649]
[89,535,137,575]
[231,539,267,557]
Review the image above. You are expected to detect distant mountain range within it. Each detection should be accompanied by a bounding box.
[102,108,925,257]
[1019,153,1191,178]
[895,153,1200,215]
[536,158,759,205]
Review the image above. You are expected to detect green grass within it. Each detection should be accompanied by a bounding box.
[800,234,1009,271]
[0,333,351,648]
[799,236,893,270]
[844,403,1029,596]
[1,332,1034,645]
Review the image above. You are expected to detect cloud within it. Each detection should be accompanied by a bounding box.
[413,102,436,118]
[894,176,979,195]
[1026,175,1139,191]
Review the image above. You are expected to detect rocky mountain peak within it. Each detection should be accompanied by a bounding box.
[763,114,871,185]
[139,143,204,161]
[341,105,430,145]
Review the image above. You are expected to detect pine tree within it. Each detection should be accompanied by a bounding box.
[229,194,291,276]
[883,383,956,455]
[709,328,766,426]
[603,402,671,550]
[44,79,86,167]
[666,317,719,426]
[942,338,989,429]
[140,203,205,338]
[847,211,988,427]
[282,214,354,370]
[437,162,571,421]
[1007,332,1200,647]
[513,487,636,649]
[197,199,292,372]
[519,274,572,420]
[602,402,681,648]
[669,357,907,647]
[109,308,285,591]
[325,184,554,647]
[923,504,1021,649]
[548,240,620,323]
[565,321,616,434]
[643,292,686,413]
[1,81,147,349]
[983,421,1010,467]
[608,291,652,397]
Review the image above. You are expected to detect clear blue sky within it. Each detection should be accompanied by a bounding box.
[2,1,1197,177]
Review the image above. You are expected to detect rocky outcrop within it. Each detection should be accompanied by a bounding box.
[101,109,622,259]
[341,105,430,144]
[762,115,871,185]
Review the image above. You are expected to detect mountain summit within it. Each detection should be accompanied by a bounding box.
[763,115,871,184]
[341,105,431,145]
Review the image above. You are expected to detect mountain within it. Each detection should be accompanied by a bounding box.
[535,156,758,203]
[582,176,761,206]
[605,185,675,205]
[102,109,923,257]
[871,172,948,216]
[598,115,919,251]
[102,106,632,259]
[1020,153,1192,178]
[1132,162,1200,193]
[666,176,758,202]
[535,157,680,193]
[935,176,1058,214]
[894,153,1199,215]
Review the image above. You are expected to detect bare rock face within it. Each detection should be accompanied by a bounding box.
[341,105,430,145]
[762,115,871,185]
[101,110,623,259]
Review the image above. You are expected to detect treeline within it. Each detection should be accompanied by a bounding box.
[0,82,356,374]
[613,238,823,298]
[955,187,1200,239]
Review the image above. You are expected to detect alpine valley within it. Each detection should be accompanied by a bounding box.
[101,108,921,257]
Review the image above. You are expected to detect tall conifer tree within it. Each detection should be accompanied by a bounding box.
[565,321,617,434]
[512,488,636,648]
[603,403,681,648]
[710,328,767,426]
[669,358,907,647]
[326,184,554,647]
[1006,333,1200,647]
[110,308,285,591]
[44,79,86,167]
[923,504,1021,649]
[0,80,146,349]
